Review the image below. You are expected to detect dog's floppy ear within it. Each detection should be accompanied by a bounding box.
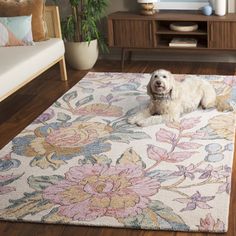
[170,87,179,100]
[147,78,155,99]
[147,79,152,96]
[169,73,179,100]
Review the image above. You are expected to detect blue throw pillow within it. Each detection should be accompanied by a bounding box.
[0,15,34,46]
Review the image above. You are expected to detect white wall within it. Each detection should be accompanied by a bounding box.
[48,0,235,18]
[157,0,209,10]
[105,0,236,14]
[47,0,139,18]
[228,0,236,13]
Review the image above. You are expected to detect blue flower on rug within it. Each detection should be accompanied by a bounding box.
[0,153,20,172]
[12,121,113,170]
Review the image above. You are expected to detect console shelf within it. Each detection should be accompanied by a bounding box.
[156,30,207,35]
[108,11,236,70]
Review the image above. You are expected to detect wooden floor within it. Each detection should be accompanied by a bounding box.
[0,60,235,236]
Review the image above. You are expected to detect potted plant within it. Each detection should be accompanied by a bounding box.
[55,0,108,70]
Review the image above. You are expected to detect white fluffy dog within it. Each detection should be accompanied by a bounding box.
[128,69,231,127]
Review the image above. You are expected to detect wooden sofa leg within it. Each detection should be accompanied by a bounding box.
[59,56,68,81]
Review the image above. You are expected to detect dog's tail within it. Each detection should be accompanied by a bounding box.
[215,94,234,112]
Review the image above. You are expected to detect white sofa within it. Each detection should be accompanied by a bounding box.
[0,6,67,102]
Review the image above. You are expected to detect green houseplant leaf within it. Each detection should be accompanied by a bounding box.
[54,0,109,52]
[119,200,190,231]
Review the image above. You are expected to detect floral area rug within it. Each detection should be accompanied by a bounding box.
[0,72,235,233]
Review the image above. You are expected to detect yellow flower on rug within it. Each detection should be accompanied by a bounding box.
[209,113,235,140]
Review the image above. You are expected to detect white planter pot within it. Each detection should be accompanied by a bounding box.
[214,0,226,16]
[65,39,99,70]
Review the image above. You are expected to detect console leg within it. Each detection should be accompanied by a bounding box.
[128,51,133,63]
[121,48,126,71]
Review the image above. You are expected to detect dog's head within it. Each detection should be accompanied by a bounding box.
[147,69,178,100]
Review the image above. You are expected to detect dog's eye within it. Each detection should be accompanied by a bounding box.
[163,75,167,79]
[154,75,158,78]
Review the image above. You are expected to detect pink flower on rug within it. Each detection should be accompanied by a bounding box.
[179,117,201,130]
[147,144,195,164]
[156,128,177,144]
[43,164,161,221]
[0,173,23,195]
[0,174,16,194]
[75,104,123,117]
[224,76,236,87]
[45,122,112,148]
[197,213,225,232]
[166,117,201,131]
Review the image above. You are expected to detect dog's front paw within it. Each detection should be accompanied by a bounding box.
[137,116,164,127]
[128,116,139,125]
[136,120,149,127]
[164,114,180,123]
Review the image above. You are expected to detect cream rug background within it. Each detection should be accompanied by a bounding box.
[0,72,235,232]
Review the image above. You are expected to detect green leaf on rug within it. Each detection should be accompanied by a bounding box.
[0,191,53,219]
[118,208,159,229]
[149,200,190,230]
[1,172,24,186]
[122,92,143,96]
[78,156,97,165]
[30,154,67,170]
[119,200,189,231]
[63,91,78,102]
[28,175,64,191]
[146,169,176,183]
[93,154,112,165]
[110,131,150,144]
[57,112,71,122]
[126,131,151,140]
[42,207,71,223]
[111,118,129,128]
[116,148,146,168]
[125,106,144,117]
[53,101,62,108]
[74,115,93,122]
[108,135,129,144]
[75,95,94,107]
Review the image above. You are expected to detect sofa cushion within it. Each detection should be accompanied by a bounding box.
[0,0,47,42]
[0,15,34,46]
[0,38,65,100]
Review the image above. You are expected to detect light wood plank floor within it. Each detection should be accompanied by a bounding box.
[0,60,235,236]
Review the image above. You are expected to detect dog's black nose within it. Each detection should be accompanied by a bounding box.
[155,81,161,86]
